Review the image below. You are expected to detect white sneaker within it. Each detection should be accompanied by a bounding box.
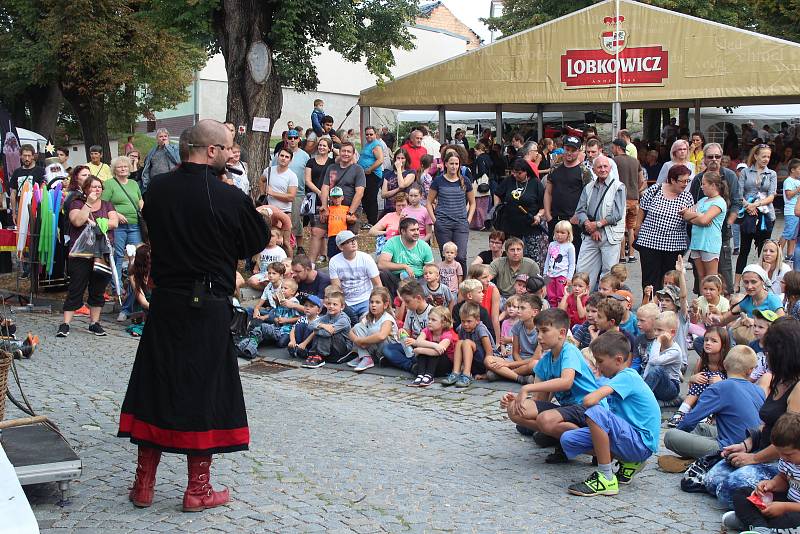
[116,311,128,322]
[721,511,744,531]
[347,355,363,368]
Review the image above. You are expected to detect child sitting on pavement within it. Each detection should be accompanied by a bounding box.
[667,326,729,428]
[238,279,301,356]
[409,306,459,387]
[452,279,491,332]
[661,345,764,466]
[560,331,661,496]
[348,287,402,373]
[595,297,637,364]
[248,227,288,290]
[726,412,800,534]
[301,290,352,369]
[251,261,285,320]
[610,263,633,292]
[750,309,778,391]
[656,256,691,369]
[497,294,520,358]
[500,308,602,464]
[572,292,605,349]
[422,263,454,311]
[468,263,502,342]
[634,303,660,375]
[397,281,433,371]
[598,272,621,295]
[287,295,323,359]
[642,311,684,406]
[558,272,590,327]
[484,294,542,384]
[441,302,494,388]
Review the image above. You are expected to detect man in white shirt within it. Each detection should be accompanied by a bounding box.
[270,129,309,250]
[263,148,297,214]
[328,230,383,322]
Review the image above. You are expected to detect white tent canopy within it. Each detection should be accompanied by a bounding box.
[15,127,47,151]
[700,105,800,130]
[396,110,597,124]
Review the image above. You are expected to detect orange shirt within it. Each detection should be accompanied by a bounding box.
[328,204,349,237]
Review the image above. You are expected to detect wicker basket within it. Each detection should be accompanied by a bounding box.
[0,350,11,422]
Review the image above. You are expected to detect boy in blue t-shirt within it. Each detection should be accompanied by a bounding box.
[561,331,661,497]
[500,308,601,464]
[780,159,800,259]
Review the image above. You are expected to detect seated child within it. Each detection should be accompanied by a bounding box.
[514,274,529,295]
[497,294,520,357]
[750,309,779,389]
[422,264,454,311]
[642,311,683,404]
[634,303,660,375]
[656,264,690,369]
[409,306,459,386]
[248,227,288,289]
[452,279,491,332]
[614,290,639,339]
[688,274,730,341]
[441,302,494,388]
[558,272,590,328]
[484,294,542,384]
[727,412,800,533]
[500,308,602,464]
[525,274,547,306]
[287,295,323,359]
[393,281,433,372]
[301,290,353,368]
[468,263,501,342]
[668,326,729,428]
[437,241,463,296]
[663,345,764,461]
[595,297,637,365]
[598,272,621,295]
[348,287,402,373]
[642,268,682,306]
[572,292,605,349]
[252,261,285,319]
[238,279,300,355]
[560,331,661,496]
[610,263,633,292]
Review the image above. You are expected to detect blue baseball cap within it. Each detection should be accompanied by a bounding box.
[302,294,322,308]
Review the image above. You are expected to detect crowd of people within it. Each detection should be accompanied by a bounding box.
[10,104,800,529]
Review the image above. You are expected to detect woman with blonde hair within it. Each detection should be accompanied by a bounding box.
[656,139,694,188]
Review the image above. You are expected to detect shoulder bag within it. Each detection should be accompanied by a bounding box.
[114,178,148,243]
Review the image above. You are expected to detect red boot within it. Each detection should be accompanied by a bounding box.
[128,446,162,507]
[182,455,230,512]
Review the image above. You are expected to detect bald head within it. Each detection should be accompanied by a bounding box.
[593,155,612,180]
[183,120,233,170]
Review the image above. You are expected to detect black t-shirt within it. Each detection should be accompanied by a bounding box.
[9,166,45,194]
[306,157,333,198]
[297,270,331,301]
[496,177,545,236]
[478,249,505,265]
[538,156,551,172]
[548,164,585,218]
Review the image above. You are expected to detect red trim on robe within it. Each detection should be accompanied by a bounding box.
[119,413,249,449]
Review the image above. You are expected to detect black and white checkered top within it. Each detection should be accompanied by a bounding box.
[635,183,695,251]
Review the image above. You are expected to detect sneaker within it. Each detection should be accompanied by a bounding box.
[347,355,363,368]
[615,460,645,484]
[336,351,358,364]
[667,411,685,428]
[455,374,472,388]
[56,323,70,337]
[420,375,434,387]
[354,356,374,372]
[515,424,535,437]
[116,311,128,322]
[658,455,694,473]
[733,248,740,256]
[545,446,569,464]
[485,370,499,382]
[441,372,459,386]
[302,354,325,368]
[721,511,745,531]
[532,432,559,448]
[627,255,637,263]
[568,471,619,497]
[242,338,258,357]
[408,375,423,387]
[74,305,90,317]
[88,322,107,336]
[658,396,683,408]
[19,271,30,280]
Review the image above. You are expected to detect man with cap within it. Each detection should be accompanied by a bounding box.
[575,155,627,290]
[611,138,645,263]
[544,135,592,255]
[141,128,180,191]
[86,144,112,182]
[328,229,382,323]
[688,143,742,294]
[270,129,309,252]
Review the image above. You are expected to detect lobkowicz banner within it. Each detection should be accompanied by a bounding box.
[560,16,669,88]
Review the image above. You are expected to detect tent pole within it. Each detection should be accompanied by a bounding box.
[612,102,622,138]
[694,99,701,132]
[537,104,544,141]
[360,105,371,145]
[438,106,447,144]
[495,104,503,146]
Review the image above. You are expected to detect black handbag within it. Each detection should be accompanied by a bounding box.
[680,452,723,493]
[489,202,506,231]
[229,298,250,337]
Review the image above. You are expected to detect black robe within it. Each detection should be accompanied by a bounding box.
[118,163,268,455]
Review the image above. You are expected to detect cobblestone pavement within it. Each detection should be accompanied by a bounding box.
[6,307,729,534]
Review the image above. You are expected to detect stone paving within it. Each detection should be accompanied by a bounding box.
[6,221,780,533]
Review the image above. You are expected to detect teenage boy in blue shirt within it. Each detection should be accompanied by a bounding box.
[561,331,661,496]
[501,308,602,464]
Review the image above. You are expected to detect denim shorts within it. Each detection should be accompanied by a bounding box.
[560,405,653,462]
[782,214,799,240]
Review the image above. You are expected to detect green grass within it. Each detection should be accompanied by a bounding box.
[128,133,156,157]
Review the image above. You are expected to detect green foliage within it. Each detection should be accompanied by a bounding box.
[483,0,793,42]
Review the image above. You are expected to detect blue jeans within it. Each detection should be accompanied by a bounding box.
[433,221,470,275]
[345,300,369,325]
[705,460,779,509]
[114,222,141,281]
[643,366,681,401]
[731,222,741,250]
[382,342,414,372]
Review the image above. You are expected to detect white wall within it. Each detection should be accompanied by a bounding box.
[195,26,468,132]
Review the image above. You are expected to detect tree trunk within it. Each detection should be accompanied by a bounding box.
[642,109,661,142]
[61,89,111,162]
[217,0,282,197]
[26,83,62,142]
